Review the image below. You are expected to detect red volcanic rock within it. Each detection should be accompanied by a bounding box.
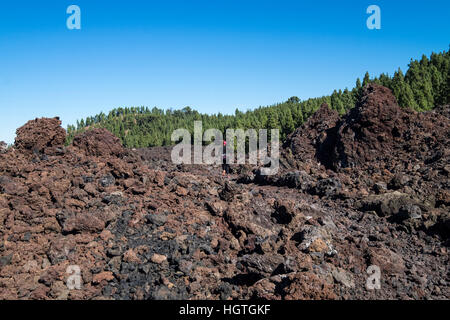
[283,103,339,166]
[0,88,448,301]
[15,117,66,155]
[61,212,106,234]
[331,84,412,169]
[282,272,337,300]
[92,271,114,284]
[367,247,406,275]
[357,83,399,111]
[329,84,449,185]
[72,128,125,157]
[279,84,448,185]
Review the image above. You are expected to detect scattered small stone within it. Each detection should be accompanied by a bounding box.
[151,254,167,264]
[92,271,115,284]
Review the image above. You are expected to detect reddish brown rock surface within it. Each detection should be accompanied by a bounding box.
[0,85,448,300]
[14,117,66,155]
[72,128,125,157]
[332,84,419,170]
[283,102,340,167]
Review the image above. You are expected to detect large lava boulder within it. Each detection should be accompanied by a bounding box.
[72,128,125,157]
[331,84,413,169]
[283,103,339,167]
[15,117,66,155]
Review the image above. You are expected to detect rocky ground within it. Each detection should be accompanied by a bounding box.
[0,84,448,300]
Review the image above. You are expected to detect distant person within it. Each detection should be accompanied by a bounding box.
[222,140,230,176]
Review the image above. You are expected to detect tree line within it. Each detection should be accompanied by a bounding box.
[67,49,450,148]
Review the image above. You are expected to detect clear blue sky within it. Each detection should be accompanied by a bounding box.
[1,0,449,143]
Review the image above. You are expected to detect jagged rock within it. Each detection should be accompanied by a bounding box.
[0,141,7,153]
[15,117,66,155]
[219,181,239,202]
[150,254,167,264]
[92,271,115,284]
[311,177,342,198]
[72,128,125,157]
[283,103,340,167]
[388,173,410,190]
[272,200,296,224]
[0,96,448,300]
[278,170,314,191]
[373,182,388,194]
[356,191,421,217]
[395,203,422,221]
[280,272,337,300]
[239,253,285,277]
[332,84,409,169]
[99,174,115,187]
[295,225,335,256]
[145,213,168,226]
[331,267,355,288]
[58,211,106,234]
[367,247,405,275]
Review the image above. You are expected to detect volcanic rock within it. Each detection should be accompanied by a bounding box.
[331,84,411,169]
[0,141,7,153]
[0,89,448,300]
[72,128,125,157]
[14,117,66,155]
[356,191,419,217]
[283,103,339,168]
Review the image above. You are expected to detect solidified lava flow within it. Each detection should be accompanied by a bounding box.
[0,85,448,300]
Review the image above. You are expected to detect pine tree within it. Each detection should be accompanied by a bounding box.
[363,72,371,87]
[354,77,363,102]
[392,68,417,108]
[67,50,449,148]
[356,78,362,90]
[266,109,279,131]
[294,105,304,127]
[282,109,295,139]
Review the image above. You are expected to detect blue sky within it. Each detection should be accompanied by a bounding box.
[1,0,449,143]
